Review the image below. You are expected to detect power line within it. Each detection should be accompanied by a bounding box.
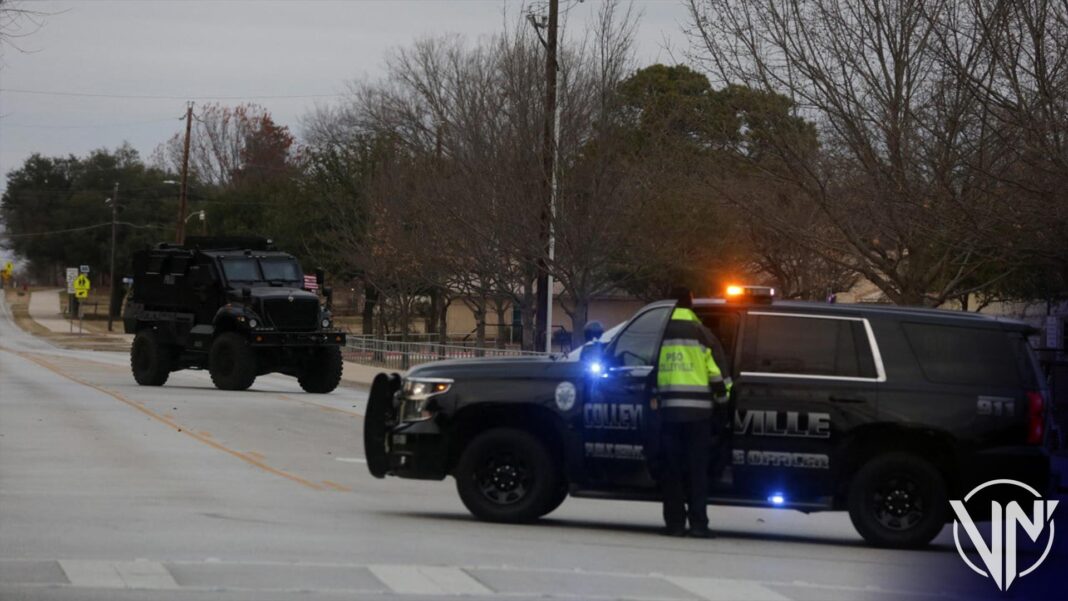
[3,222,166,238]
[0,117,181,129]
[0,88,345,101]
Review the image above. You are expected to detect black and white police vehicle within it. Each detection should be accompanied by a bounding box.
[363,286,1054,547]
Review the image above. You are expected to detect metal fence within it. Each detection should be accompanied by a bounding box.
[344,336,547,371]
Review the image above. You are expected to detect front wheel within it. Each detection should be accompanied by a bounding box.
[847,452,948,548]
[209,332,257,391]
[298,346,343,393]
[455,428,562,523]
[131,329,171,386]
[537,482,569,518]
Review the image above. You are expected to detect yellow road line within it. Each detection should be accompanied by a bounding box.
[3,348,326,491]
[321,480,352,492]
[276,394,363,418]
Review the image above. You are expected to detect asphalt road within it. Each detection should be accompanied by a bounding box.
[0,294,1057,601]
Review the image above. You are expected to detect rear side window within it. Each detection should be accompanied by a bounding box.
[902,323,1021,387]
[740,313,878,379]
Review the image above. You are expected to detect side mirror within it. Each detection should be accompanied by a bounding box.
[323,286,333,309]
[580,341,606,375]
[315,268,325,290]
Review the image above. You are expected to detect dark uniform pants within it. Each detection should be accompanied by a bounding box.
[660,419,712,529]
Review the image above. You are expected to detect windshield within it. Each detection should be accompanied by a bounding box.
[566,321,626,360]
[220,257,261,282]
[260,259,302,283]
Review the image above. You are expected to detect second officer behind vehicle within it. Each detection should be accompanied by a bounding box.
[656,287,732,538]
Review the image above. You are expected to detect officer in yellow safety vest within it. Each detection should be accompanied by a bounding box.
[656,287,732,538]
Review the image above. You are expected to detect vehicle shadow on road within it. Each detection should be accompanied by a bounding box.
[371,509,963,551]
[157,384,304,394]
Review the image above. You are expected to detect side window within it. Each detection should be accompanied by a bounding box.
[902,323,1020,387]
[146,255,165,275]
[698,311,740,358]
[609,307,671,367]
[740,314,877,378]
[169,257,188,276]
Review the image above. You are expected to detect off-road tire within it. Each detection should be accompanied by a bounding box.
[847,452,948,548]
[298,345,343,394]
[455,428,562,523]
[209,332,257,391]
[131,329,171,386]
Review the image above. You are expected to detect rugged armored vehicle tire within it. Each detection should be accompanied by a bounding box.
[209,332,257,391]
[131,329,171,386]
[455,428,562,523]
[847,453,948,548]
[298,346,343,393]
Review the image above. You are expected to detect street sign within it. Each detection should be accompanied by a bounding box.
[73,273,91,299]
[79,265,90,274]
[66,268,78,294]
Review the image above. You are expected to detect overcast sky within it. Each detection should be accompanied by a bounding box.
[0,0,693,193]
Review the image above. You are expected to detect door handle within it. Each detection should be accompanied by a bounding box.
[829,396,865,404]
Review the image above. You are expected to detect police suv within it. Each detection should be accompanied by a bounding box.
[363,286,1053,548]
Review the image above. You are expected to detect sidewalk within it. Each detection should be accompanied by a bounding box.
[340,361,401,387]
[27,289,73,334]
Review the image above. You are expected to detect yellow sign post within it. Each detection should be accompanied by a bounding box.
[74,273,91,299]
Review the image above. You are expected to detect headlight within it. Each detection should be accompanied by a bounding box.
[320,317,331,328]
[248,318,258,328]
[399,377,452,421]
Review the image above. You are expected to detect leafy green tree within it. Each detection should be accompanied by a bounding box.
[1,144,175,284]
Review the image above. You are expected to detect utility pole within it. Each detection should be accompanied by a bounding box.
[534,0,559,353]
[176,102,193,245]
[107,182,119,332]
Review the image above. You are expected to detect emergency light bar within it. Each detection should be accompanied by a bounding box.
[725,285,775,304]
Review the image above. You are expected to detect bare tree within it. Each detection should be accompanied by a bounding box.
[687,0,1014,306]
[932,0,1068,286]
[154,103,296,187]
[0,0,50,58]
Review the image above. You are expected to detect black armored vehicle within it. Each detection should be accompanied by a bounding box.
[364,286,1055,548]
[123,237,346,393]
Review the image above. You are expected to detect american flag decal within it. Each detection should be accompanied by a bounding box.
[303,274,319,291]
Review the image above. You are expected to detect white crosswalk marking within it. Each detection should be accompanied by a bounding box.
[59,560,178,589]
[369,564,492,595]
[665,576,790,601]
